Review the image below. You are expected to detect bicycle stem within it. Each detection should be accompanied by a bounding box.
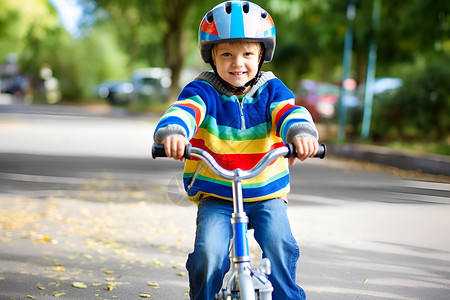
[231,170,251,263]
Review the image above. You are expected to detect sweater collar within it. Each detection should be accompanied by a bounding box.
[195,71,276,98]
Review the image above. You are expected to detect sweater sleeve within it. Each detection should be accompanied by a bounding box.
[153,81,207,144]
[269,80,319,143]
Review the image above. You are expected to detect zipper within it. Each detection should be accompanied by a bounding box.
[237,98,246,130]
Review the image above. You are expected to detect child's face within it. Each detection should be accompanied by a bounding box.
[212,42,261,90]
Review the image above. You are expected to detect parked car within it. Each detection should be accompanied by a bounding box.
[354,77,403,105]
[94,80,135,104]
[94,68,172,104]
[131,68,171,101]
[373,78,403,95]
[294,80,340,122]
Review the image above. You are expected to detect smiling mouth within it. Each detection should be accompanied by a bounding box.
[230,71,246,76]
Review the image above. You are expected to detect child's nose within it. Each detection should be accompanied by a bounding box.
[232,56,244,66]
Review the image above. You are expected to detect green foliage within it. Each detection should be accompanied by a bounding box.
[0,0,66,74]
[370,55,450,142]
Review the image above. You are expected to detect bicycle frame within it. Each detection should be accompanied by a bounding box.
[153,143,326,300]
[189,147,286,300]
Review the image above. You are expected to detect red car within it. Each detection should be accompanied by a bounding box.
[294,80,340,122]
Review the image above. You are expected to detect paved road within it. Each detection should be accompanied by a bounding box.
[0,105,449,299]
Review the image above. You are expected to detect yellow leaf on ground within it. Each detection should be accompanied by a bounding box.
[59,276,70,281]
[147,282,159,287]
[72,281,88,288]
[54,291,66,297]
[140,293,151,298]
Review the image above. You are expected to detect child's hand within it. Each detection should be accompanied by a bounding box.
[289,136,318,166]
[162,135,190,161]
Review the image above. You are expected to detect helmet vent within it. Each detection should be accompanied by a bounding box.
[261,10,268,19]
[206,11,214,23]
[242,2,250,13]
[225,2,232,14]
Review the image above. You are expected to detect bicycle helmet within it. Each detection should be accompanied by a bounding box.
[199,1,276,64]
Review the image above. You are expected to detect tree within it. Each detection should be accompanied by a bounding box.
[0,0,66,76]
[84,0,208,100]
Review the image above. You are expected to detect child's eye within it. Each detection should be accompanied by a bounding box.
[222,52,231,57]
[244,52,254,56]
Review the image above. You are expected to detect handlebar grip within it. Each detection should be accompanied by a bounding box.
[315,143,327,159]
[285,143,327,159]
[152,144,192,159]
[152,144,166,158]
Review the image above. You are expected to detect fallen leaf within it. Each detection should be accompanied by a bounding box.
[72,281,88,288]
[107,285,114,291]
[177,272,186,277]
[54,291,66,297]
[26,296,35,299]
[59,276,70,281]
[51,266,66,272]
[153,259,164,267]
[104,270,114,274]
[147,282,159,287]
[140,293,151,298]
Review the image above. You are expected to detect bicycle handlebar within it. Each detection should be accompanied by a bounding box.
[152,143,325,180]
[152,143,326,160]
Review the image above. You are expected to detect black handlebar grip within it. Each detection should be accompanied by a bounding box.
[152,144,192,159]
[284,143,327,159]
[315,143,327,159]
[152,144,167,159]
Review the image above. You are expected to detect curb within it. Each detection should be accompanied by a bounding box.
[328,144,450,177]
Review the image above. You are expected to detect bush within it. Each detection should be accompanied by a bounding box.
[370,56,450,142]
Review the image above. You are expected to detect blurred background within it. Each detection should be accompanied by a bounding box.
[0,0,449,155]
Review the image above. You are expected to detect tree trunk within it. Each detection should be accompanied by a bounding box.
[162,0,192,102]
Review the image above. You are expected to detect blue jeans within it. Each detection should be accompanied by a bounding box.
[186,197,306,300]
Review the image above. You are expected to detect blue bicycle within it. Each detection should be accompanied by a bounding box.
[153,143,326,300]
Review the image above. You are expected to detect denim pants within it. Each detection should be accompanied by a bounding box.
[186,197,306,300]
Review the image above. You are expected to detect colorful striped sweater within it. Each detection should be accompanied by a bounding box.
[154,71,318,203]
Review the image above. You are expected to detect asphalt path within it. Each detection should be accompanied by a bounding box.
[0,105,449,300]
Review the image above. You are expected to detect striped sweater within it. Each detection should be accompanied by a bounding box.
[154,71,318,203]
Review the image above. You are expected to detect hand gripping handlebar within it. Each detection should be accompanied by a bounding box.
[152,143,326,160]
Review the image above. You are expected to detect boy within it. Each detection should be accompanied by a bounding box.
[153,1,318,299]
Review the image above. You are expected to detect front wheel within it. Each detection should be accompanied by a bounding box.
[237,272,256,300]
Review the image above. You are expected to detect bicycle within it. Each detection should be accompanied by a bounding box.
[152,143,326,300]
